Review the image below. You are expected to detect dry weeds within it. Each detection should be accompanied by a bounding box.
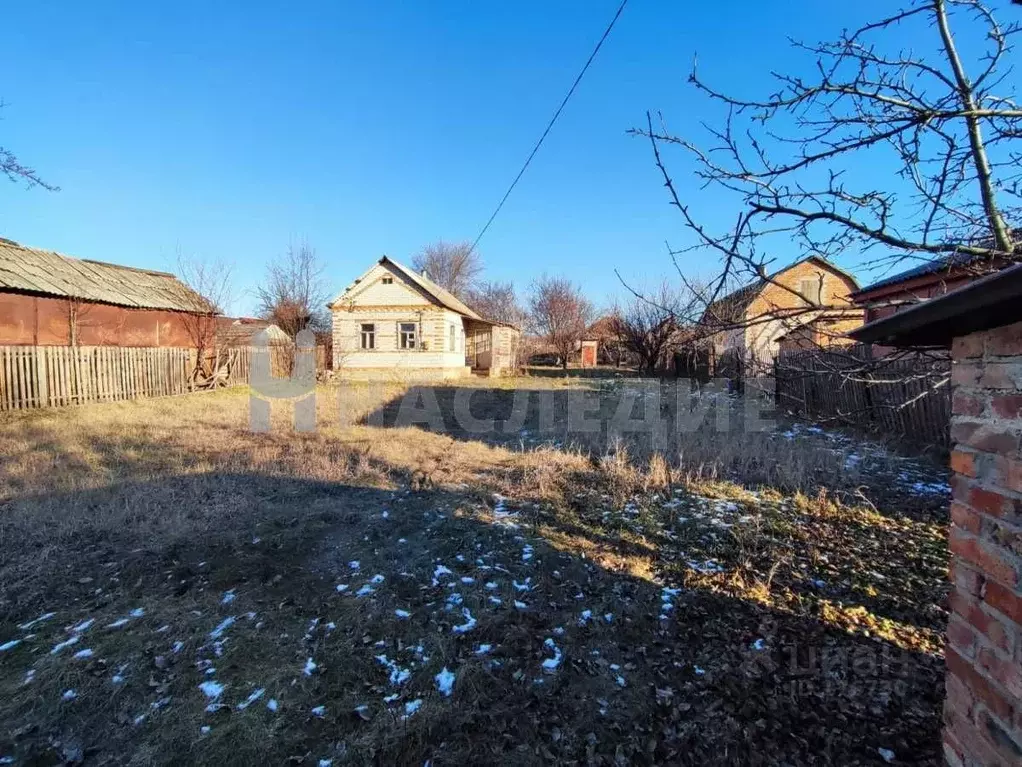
[0,381,949,765]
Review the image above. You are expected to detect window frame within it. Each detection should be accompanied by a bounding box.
[799,277,822,305]
[399,322,417,350]
[449,324,456,351]
[381,276,394,285]
[360,323,376,350]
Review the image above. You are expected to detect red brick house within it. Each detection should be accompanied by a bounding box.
[852,265,1022,766]
[0,238,207,347]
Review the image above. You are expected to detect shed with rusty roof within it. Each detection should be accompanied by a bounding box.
[0,238,210,347]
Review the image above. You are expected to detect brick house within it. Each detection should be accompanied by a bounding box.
[852,264,1022,766]
[701,256,863,376]
[0,238,206,347]
[328,256,520,379]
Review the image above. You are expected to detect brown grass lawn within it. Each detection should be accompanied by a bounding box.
[0,380,950,765]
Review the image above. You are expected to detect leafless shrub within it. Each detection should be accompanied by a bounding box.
[528,275,594,370]
[257,241,329,338]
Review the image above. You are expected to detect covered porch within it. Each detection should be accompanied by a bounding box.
[463,318,520,377]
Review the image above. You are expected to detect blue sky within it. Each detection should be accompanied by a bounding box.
[0,0,962,314]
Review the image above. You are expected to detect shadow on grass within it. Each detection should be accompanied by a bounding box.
[0,467,945,766]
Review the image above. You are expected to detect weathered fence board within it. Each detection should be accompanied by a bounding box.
[0,346,195,411]
[775,345,951,448]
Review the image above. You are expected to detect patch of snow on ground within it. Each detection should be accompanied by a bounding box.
[19,612,56,630]
[541,638,562,672]
[452,608,477,634]
[237,688,265,710]
[199,681,225,699]
[375,654,411,685]
[62,689,77,700]
[209,616,236,639]
[435,667,455,696]
[303,658,317,676]
[0,640,21,652]
[73,648,94,659]
[50,636,80,655]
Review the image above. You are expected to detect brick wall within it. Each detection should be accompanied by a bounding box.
[944,319,1022,766]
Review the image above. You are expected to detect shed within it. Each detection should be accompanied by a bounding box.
[0,238,208,347]
[851,264,1022,766]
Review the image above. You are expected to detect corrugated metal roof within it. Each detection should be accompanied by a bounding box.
[852,252,978,295]
[0,238,208,312]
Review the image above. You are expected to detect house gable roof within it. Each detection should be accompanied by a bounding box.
[0,238,209,312]
[328,256,484,321]
[701,255,859,325]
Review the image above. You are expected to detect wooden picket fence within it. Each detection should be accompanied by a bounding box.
[0,345,198,410]
[0,343,332,411]
[774,345,952,448]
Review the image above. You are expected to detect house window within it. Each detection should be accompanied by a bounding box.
[360,323,375,350]
[799,278,822,305]
[382,276,393,285]
[449,325,456,351]
[400,322,417,349]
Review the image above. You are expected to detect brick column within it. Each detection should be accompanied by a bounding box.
[944,321,1022,766]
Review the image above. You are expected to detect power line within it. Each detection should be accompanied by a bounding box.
[469,0,629,254]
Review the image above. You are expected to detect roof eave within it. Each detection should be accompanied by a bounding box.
[850,262,1022,348]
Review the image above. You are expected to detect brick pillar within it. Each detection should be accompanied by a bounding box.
[943,321,1022,766]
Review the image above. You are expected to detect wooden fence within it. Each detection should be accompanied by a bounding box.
[0,343,332,412]
[0,345,195,410]
[774,346,952,448]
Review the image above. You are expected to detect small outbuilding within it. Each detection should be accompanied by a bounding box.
[851,264,1022,766]
[0,238,207,347]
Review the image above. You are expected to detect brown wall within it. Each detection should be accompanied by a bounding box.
[0,292,195,347]
[943,321,1022,765]
[740,261,863,372]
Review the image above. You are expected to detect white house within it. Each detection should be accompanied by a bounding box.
[328,257,520,379]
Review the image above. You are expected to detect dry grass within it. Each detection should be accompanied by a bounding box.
[0,380,950,765]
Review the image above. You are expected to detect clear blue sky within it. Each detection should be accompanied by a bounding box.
[0,0,949,315]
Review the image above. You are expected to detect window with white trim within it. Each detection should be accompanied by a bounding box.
[382,276,393,285]
[399,322,417,350]
[360,323,375,350]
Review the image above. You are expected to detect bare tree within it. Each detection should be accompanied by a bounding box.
[2,102,58,191]
[636,0,1022,339]
[177,253,235,386]
[257,241,329,339]
[412,241,482,298]
[528,275,594,371]
[465,280,527,326]
[612,280,694,374]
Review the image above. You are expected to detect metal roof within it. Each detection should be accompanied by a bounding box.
[851,252,979,296]
[850,263,1022,348]
[0,238,208,312]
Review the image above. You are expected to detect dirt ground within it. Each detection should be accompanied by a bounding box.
[0,379,950,765]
